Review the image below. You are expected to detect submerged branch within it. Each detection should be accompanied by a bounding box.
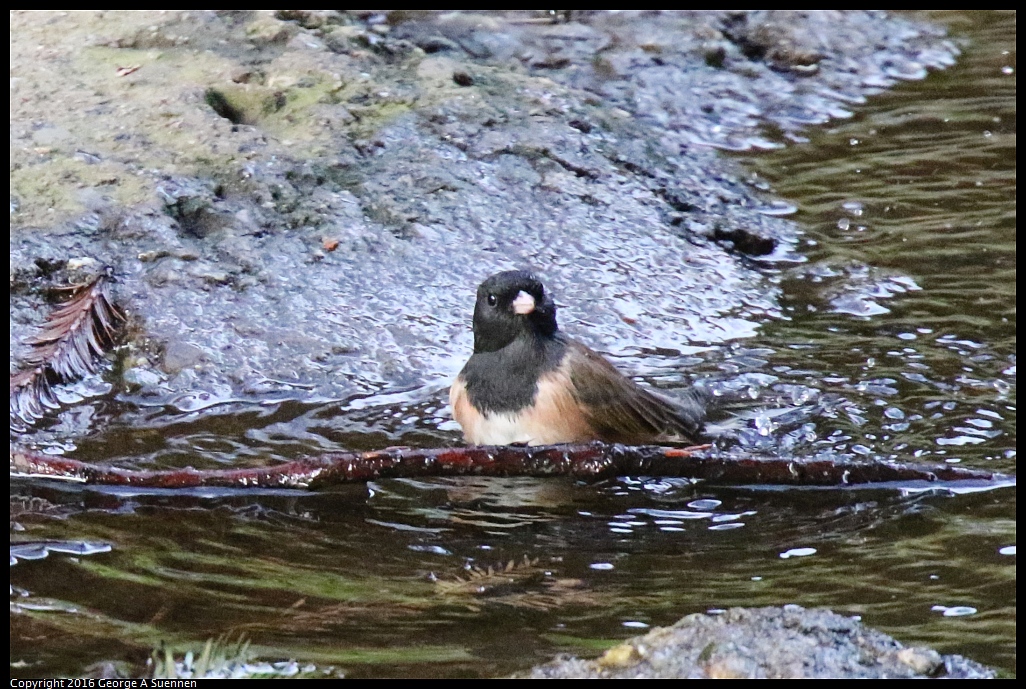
[10,443,1014,492]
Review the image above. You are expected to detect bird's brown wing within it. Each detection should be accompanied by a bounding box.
[561,340,705,445]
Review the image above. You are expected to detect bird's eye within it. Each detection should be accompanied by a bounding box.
[487,294,497,307]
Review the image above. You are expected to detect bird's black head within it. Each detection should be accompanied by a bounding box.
[472,270,558,353]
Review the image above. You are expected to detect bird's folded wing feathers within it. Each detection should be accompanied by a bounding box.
[563,341,705,444]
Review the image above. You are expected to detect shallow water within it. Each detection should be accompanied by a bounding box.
[10,11,1015,678]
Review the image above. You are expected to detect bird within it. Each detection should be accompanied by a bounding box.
[449,270,706,446]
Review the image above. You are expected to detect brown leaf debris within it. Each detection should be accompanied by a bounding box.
[10,273,124,428]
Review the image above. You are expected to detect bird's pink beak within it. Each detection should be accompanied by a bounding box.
[512,291,536,315]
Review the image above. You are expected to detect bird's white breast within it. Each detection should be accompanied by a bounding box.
[465,410,537,446]
[450,370,594,446]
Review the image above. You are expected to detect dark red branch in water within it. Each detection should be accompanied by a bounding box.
[10,444,1014,491]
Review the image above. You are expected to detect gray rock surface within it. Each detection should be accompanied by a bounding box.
[10,11,957,414]
[521,606,995,679]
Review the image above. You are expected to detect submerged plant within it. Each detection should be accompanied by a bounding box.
[148,634,334,679]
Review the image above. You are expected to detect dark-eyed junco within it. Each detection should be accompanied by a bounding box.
[450,270,705,446]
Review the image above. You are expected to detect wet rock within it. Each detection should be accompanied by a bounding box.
[520,606,996,679]
[9,11,959,420]
[451,70,474,87]
[161,341,208,374]
[122,366,164,390]
[244,12,297,46]
[721,11,826,73]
